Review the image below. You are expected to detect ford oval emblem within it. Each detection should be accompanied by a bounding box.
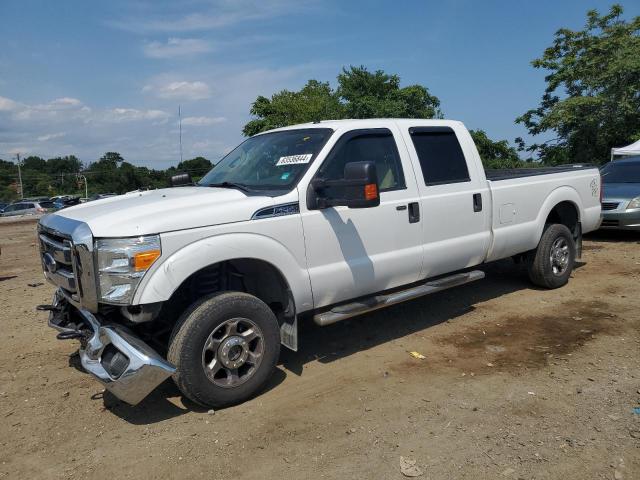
[43,253,57,273]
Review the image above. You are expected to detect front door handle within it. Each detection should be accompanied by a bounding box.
[473,193,483,212]
[408,202,420,223]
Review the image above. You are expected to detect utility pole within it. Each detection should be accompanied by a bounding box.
[77,174,88,199]
[15,153,23,199]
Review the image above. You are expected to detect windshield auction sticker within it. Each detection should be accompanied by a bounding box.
[276,154,313,166]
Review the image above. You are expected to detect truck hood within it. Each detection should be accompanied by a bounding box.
[53,187,275,237]
[603,182,640,200]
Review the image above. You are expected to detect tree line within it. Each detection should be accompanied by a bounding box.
[1,5,637,202]
[0,154,213,201]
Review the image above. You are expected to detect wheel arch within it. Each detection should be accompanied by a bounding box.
[134,232,312,309]
[535,186,583,244]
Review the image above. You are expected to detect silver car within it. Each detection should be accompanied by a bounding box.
[0,201,50,217]
[600,156,640,230]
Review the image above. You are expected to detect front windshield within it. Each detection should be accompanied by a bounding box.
[601,159,640,183]
[199,128,333,190]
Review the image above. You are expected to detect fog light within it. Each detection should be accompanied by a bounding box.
[101,344,130,379]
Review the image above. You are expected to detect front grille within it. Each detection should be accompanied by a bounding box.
[601,202,619,211]
[39,229,77,294]
[601,219,619,227]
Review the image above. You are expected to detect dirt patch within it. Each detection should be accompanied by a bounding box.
[434,299,620,372]
[1,224,639,480]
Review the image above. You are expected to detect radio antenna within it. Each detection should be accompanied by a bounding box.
[178,105,183,163]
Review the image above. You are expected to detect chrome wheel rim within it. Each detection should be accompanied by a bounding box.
[201,318,264,388]
[549,237,570,276]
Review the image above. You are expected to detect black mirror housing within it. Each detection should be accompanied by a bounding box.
[308,161,380,209]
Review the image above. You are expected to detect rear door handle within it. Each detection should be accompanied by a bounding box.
[408,202,420,223]
[473,193,482,212]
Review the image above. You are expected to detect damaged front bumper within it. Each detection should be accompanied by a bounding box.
[43,289,175,405]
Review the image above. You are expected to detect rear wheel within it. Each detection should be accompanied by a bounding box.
[168,291,280,408]
[527,224,576,289]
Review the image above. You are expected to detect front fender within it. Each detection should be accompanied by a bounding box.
[133,232,313,312]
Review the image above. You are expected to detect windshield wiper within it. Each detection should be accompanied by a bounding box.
[207,181,251,192]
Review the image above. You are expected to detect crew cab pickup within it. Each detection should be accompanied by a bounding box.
[38,119,602,408]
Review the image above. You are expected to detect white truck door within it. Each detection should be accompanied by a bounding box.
[300,127,423,308]
[401,125,491,279]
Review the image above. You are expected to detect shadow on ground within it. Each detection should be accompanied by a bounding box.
[86,254,605,424]
[585,229,640,243]
[76,365,288,425]
[280,259,534,375]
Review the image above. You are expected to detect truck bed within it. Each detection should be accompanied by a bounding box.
[486,164,597,181]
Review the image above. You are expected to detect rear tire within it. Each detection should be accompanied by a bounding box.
[527,224,576,289]
[168,291,280,408]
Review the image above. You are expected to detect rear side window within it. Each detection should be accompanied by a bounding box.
[409,127,470,186]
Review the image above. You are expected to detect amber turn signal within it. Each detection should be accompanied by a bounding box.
[132,249,161,271]
[364,183,378,201]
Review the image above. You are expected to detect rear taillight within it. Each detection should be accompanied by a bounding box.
[36,207,46,213]
[599,174,604,203]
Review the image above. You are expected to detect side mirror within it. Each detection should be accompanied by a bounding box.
[170,172,193,187]
[308,161,380,209]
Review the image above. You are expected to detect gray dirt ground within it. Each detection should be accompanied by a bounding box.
[0,219,638,479]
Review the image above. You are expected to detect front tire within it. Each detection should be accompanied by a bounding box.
[168,291,281,408]
[527,224,576,289]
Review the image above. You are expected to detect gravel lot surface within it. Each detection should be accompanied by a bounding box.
[1,220,638,479]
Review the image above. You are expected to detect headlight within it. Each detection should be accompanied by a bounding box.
[627,196,640,210]
[96,235,161,304]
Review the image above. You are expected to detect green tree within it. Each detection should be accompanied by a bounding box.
[176,156,214,176]
[517,5,640,165]
[337,66,441,119]
[243,66,442,136]
[243,80,343,136]
[469,130,531,169]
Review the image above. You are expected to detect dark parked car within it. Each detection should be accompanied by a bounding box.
[600,156,640,230]
[0,202,7,213]
[52,196,81,210]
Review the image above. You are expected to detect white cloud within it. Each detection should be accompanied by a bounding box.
[0,61,331,168]
[0,96,20,111]
[37,132,67,142]
[110,1,315,33]
[181,116,226,126]
[143,38,213,59]
[103,108,170,123]
[11,97,89,122]
[48,97,82,108]
[142,80,211,100]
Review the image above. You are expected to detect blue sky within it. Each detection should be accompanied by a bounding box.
[1,0,638,168]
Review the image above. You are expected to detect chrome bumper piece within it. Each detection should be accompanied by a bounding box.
[47,290,175,405]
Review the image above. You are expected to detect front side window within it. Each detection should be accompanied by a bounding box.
[199,128,333,191]
[317,129,405,192]
[410,127,470,186]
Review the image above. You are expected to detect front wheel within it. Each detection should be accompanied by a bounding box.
[526,224,576,289]
[168,292,281,408]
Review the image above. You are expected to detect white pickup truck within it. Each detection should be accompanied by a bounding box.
[38,119,602,408]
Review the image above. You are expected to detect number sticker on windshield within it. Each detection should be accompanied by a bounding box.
[276,154,313,166]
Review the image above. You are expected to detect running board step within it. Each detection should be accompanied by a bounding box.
[313,270,485,327]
